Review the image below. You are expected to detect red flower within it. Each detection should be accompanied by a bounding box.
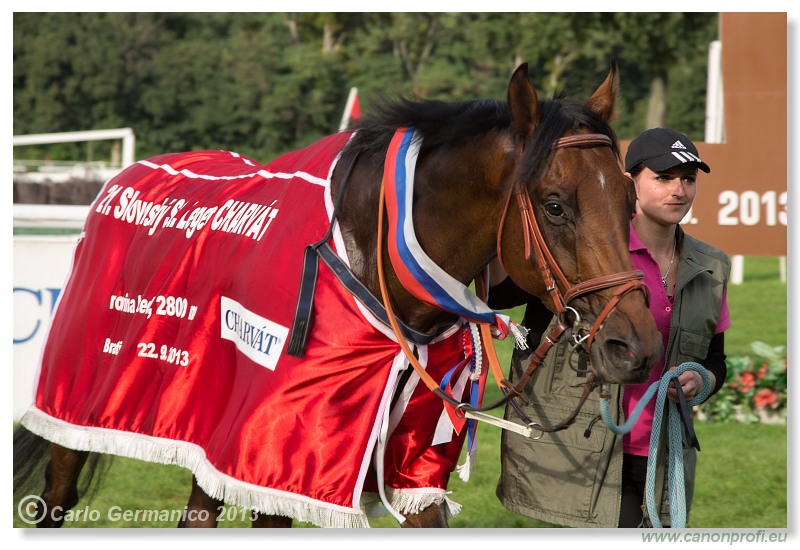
[754,388,780,409]
[739,372,756,393]
[757,363,768,379]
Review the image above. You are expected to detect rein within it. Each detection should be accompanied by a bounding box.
[377,131,648,437]
[377,184,517,417]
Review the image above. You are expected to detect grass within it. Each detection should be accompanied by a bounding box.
[723,256,787,355]
[12,422,786,529]
[12,257,787,529]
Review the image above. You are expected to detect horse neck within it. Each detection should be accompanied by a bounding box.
[411,140,508,283]
[335,136,509,333]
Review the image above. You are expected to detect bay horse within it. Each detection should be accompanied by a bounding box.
[13,62,661,528]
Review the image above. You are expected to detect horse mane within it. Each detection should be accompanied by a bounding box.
[342,90,620,183]
[345,98,510,155]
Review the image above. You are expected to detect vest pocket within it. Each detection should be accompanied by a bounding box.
[678,328,711,360]
[501,403,608,523]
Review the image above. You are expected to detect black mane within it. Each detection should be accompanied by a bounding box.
[344,98,511,157]
[342,91,619,181]
[521,95,621,182]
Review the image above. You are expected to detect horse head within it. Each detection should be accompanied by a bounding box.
[336,62,661,386]
[498,62,661,384]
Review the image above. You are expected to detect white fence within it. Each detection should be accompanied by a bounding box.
[13,127,135,168]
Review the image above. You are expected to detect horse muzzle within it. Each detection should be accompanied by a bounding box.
[582,307,662,385]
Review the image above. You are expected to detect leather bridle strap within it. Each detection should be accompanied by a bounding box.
[488,133,649,432]
[582,278,648,349]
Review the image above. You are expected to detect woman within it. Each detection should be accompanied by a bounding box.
[490,127,731,528]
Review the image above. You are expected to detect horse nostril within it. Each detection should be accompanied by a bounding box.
[603,338,639,370]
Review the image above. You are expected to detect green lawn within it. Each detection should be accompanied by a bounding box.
[724,256,787,356]
[12,422,786,529]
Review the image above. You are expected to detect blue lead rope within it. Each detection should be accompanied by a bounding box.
[599,362,711,528]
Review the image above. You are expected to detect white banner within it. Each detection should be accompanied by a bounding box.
[13,234,79,419]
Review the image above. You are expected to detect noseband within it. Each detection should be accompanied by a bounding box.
[497,133,646,353]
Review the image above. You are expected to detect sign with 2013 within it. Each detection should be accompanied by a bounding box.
[716,190,787,227]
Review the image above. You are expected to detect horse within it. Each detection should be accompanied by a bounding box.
[13,62,662,528]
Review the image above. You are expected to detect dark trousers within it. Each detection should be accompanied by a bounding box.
[619,453,649,528]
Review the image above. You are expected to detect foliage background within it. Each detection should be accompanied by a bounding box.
[13,12,717,162]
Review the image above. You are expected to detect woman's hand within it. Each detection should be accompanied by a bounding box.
[666,366,716,403]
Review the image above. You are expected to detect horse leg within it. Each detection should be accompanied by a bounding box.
[251,514,293,528]
[38,444,88,528]
[400,502,449,528]
[179,476,222,527]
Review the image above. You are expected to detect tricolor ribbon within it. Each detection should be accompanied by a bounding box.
[383,127,512,337]
[384,127,531,481]
[438,324,487,482]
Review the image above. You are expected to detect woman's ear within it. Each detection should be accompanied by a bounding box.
[627,172,640,200]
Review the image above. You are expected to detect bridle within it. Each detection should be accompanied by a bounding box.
[497,133,647,356]
[492,133,649,432]
[377,132,648,436]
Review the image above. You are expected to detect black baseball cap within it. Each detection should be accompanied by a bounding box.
[625,128,710,174]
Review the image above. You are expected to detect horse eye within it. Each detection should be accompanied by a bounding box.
[544,202,564,217]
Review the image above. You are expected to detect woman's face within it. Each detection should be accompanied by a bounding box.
[628,164,699,227]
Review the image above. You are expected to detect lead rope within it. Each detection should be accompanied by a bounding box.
[598,362,711,528]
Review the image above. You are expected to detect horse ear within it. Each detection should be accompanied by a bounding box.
[587,59,619,122]
[507,63,540,140]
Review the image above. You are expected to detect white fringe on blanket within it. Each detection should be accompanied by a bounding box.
[21,408,372,528]
[22,408,463,527]
[362,487,462,521]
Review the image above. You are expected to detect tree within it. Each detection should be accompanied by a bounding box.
[13,13,718,161]
[613,13,717,133]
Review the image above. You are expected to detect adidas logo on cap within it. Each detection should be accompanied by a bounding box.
[671,150,702,163]
[625,127,710,173]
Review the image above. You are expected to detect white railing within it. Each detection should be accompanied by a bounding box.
[13,127,136,169]
[13,204,90,230]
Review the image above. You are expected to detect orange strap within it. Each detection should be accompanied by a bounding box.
[376,179,510,405]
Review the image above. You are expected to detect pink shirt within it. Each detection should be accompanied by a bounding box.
[622,223,731,455]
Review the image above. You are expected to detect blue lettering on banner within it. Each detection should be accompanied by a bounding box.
[13,287,62,344]
[219,296,288,371]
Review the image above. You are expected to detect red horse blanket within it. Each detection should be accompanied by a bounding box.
[22,132,473,527]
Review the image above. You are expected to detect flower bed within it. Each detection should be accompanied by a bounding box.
[695,342,787,424]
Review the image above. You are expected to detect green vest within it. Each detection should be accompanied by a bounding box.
[496,229,730,528]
